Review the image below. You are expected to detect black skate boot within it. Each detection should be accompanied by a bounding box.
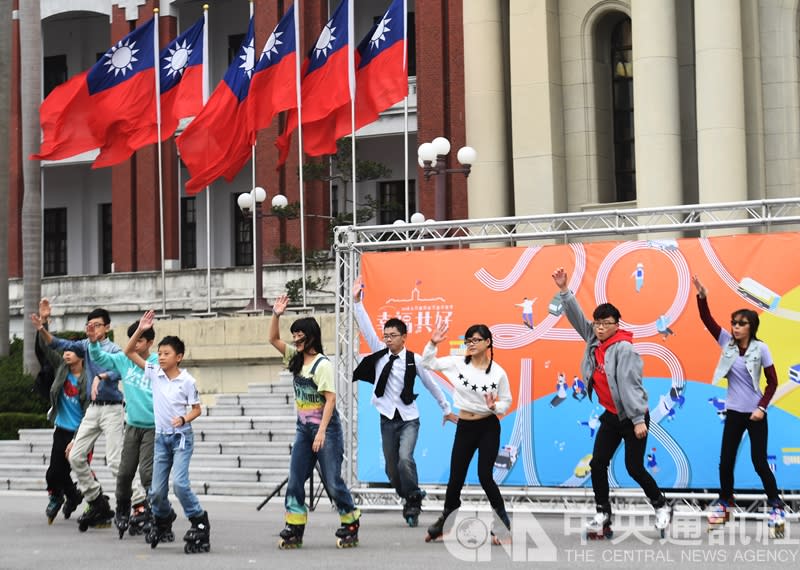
[335,517,360,548]
[114,500,131,539]
[128,501,152,537]
[62,486,83,520]
[77,494,113,532]
[278,523,305,549]
[403,490,426,527]
[425,510,452,542]
[491,510,512,545]
[147,510,177,549]
[184,511,211,554]
[585,504,613,540]
[46,492,65,525]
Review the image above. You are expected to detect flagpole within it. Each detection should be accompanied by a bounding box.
[347,0,356,228]
[202,4,212,315]
[153,9,168,317]
[248,0,259,311]
[295,0,307,308]
[403,0,409,222]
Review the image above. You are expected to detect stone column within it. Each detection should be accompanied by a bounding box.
[631,0,682,208]
[694,0,747,205]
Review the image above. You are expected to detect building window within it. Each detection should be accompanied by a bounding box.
[43,55,67,97]
[228,34,245,65]
[181,197,197,269]
[43,208,67,277]
[99,203,112,274]
[378,180,416,224]
[611,18,635,202]
[233,195,253,267]
[407,11,416,77]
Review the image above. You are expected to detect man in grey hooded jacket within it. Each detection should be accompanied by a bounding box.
[552,267,670,538]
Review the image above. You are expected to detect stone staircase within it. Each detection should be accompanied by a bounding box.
[0,378,297,498]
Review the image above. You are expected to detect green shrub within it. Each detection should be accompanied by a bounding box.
[0,338,47,416]
[0,412,48,440]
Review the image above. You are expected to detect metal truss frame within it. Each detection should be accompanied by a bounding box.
[333,198,800,512]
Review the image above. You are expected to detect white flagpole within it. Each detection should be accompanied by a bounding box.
[295,1,307,307]
[403,0,409,221]
[202,4,212,315]
[154,9,167,316]
[249,0,258,310]
[348,0,356,228]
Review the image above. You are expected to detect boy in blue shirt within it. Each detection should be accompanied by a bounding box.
[89,320,157,538]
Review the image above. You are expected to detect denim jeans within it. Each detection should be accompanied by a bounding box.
[380,413,421,499]
[285,413,359,525]
[149,430,203,519]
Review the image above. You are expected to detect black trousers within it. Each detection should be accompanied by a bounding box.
[46,426,78,496]
[590,411,663,511]
[443,415,507,518]
[719,409,779,502]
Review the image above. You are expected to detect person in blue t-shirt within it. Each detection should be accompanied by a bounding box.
[36,320,90,524]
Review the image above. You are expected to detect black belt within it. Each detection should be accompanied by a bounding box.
[91,400,122,406]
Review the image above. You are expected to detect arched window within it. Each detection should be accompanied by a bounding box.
[611,18,635,202]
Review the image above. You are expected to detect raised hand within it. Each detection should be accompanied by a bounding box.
[30,313,44,331]
[272,294,289,316]
[39,298,52,321]
[139,310,156,331]
[552,267,569,291]
[352,275,364,302]
[431,319,449,345]
[691,275,707,299]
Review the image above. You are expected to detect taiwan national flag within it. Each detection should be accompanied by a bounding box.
[275,0,353,165]
[93,16,206,168]
[177,18,255,195]
[248,4,298,135]
[32,18,157,164]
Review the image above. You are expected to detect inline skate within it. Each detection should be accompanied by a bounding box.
[128,501,152,537]
[147,510,177,548]
[768,501,786,539]
[184,511,210,554]
[62,487,82,520]
[585,506,613,540]
[654,500,673,538]
[77,494,113,532]
[278,523,305,549]
[706,499,731,532]
[335,518,360,548]
[403,490,426,527]
[114,500,130,539]
[491,511,512,545]
[424,511,451,542]
[46,492,64,525]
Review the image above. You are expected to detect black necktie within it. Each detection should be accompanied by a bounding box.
[374,354,399,398]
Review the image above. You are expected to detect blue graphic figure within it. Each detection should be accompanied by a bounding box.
[571,376,586,401]
[632,262,645,293]
[646,448,659,474]
[656,314,675,340]
[669,386,685,408]
[708,396,727,422]
[578,411,601,437]
[550,372,568,407]
[658,394,677,421]
[515,297,537,329]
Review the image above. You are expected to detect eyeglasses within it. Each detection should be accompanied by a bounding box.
[85,322,105,330]
[592,320,618,328]
[382,333,402,340]
[731,319,750,327]
[464,337,486,346]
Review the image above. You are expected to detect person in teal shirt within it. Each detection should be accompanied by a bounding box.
[89,320,157,537]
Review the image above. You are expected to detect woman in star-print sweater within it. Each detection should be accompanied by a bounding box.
[421,321,513,542]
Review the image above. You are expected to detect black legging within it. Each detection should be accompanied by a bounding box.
[46,426,77,495]
[443,414,507,518]
[719,409,779,502]
[590,411,663,511]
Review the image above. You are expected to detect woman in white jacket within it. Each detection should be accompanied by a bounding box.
[422,320,513,543]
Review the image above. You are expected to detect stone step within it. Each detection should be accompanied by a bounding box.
[192,416,296,429]
[205,404,295,417]
[0,462,290,482]
[15,427,297,444]
[213,394,294,406]
[247,381,294,394]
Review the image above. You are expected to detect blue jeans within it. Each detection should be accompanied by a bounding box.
[285,414,358,525]
[380,413,421,499]
[149,430,203,519]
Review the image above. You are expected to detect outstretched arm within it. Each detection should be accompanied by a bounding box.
[353,276,384,352]
[124,311,154,369]
[269,295,289,356]
[552,267,594,341]
[692,275,722,340]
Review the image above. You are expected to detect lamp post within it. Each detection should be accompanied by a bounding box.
[237,186,270,311]
[417,137,477,221]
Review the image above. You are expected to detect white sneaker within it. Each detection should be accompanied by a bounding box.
[654,504,672,530]
[586,511,610,533]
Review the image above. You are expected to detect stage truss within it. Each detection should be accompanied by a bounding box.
[333,197,800,513]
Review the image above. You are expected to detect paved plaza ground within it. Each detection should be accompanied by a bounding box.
[1,490,799,569]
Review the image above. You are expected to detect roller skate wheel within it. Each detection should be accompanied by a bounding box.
[78,522,88,532]
[406,516,418,528]
[48,517,55,525]
[659,529,666,539]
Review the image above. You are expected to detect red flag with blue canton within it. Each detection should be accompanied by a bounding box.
[177,18,256,195]
[32,18,157,164]
[248,4,298,135]
[275,0,353,164]
[93,16,206,168]
[302,0,408,156]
